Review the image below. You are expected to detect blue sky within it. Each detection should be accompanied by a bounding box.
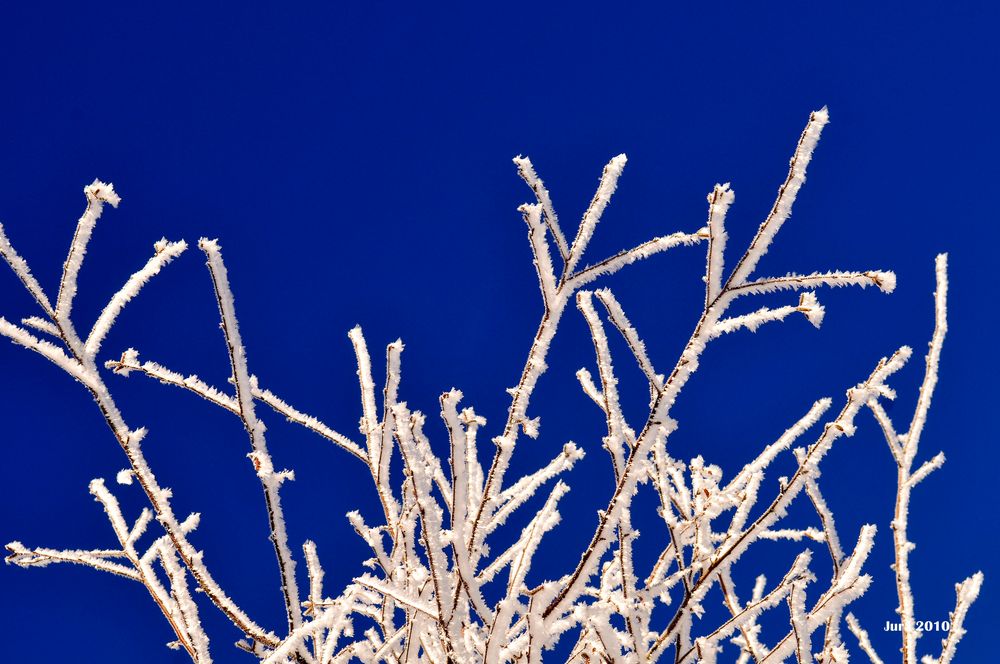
[0,2,996,661]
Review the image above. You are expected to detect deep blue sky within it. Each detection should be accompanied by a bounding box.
[0,2,996,662]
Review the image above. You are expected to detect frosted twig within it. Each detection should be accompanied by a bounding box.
[578,290,630,478]
[468,154,704,575]
[90,478,212,662]
[593,288,663,396]
[199,238,302,636]
[845,613,884,664]
[5,541,140,580]
[107,350,367,462]
[788,580,812,663]
[566,154,627,276]
[726,107,828,288]
[908,452,945,488]
[705,183,734,305]
[759,525,877,663]
[56,180,121,322]
[710,292,824,338]
[728,270,896,297]
[932,572,984,664]
[803,477,844,575]
[859,254,984,664]
[21,315,59,336]
[85,238,188,357]
[513,156,569,261]
[569,230,708,289]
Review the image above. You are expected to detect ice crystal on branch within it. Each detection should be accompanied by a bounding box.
[0,109,983,663]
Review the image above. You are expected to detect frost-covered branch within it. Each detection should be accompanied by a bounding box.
[199,238,303,637]
[0,108,982,663]
[106,349,367,462]
[846,613,885,664]
[0,186,280,657]
[85,238,188,357]
[56,180,121,322]
[859,254,983,664]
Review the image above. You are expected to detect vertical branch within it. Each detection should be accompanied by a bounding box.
[348,328,404,533]
[617,508,646,660]
[577,290,629,479]
[905,253,949,461]
[56,180,121,321]
[788,580,812,664]
[199,238,302,636]
[705,183,734,306]
[522,203,559,312]
[393,403,455,655]
[349,326,381,454]
[303,540,326,660]
[892,254,949,664]
[724,572,768,664]
[442,390,492,623]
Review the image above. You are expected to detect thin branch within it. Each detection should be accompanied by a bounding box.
[56,180,121,321]
[199,238,302,636]
[845,613,884,664]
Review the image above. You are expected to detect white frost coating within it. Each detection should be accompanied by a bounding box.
[705,183,734,304]
[199,238,302,635]
[729,107,829,287]
[514,155,569,260]
[803,477,844,570]
[488,442,584,535]
[0,114,981,664]
[566,154,628,275]
[593,289,662,393]
[349,325,380,451]
[522,203,559,307]
[108,349,367,461]
[933,572,983,664]
[0,318,90,385]
[85,239,188,357]
[788,581,811,664]
[845,613,884,664]
[906,253,948,463]
[710,292,825,338]
[303,540,327,657]
[507,481,570,596]
[730,269,896,297]
[578,290,630,477]
[21,315,59,336]
[1,197,280,652]
[0,223,56,316]
[5,540,141,580]
[798,292,825,328]
[570,230,706,288]
[56,180,121,322]
[853,254,984,664]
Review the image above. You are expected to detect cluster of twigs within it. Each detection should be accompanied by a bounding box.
[0,109,982,663]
